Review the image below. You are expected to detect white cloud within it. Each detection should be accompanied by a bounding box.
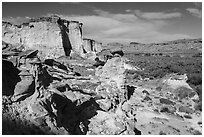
[58,10,190,44]
[93,9,138,22]
[186,8,202,18]
[133,10,182,20]
[186,2,202,19]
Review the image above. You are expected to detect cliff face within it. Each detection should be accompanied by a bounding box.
[2,16,85,59]
[83,38,102,53]
[68,21,84,55]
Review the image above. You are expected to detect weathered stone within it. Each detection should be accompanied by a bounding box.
[2,16,84,59]
[178,106,194,114]
[96,99,112,111]
[82,38,102,54]
[174,86,196,100]
[96,49,113,62]
[159,98,175,105]
[160,106,176,114]
[28,101,48,117]
[12,71,35,101]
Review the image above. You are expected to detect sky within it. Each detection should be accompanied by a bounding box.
[2,2,202,44]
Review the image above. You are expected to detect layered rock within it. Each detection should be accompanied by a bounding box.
[2,16,202,135]
[82,38,102,53]
[2,16,84,59]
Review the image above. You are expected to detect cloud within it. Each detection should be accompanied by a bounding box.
[57,10,190,44]
[93,9,138,22]
[3,8,191,44]
[186,8,202,18]
[186,2,202,18]
[131,10,182,20]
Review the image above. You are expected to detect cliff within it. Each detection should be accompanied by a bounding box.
[2,16,102,59]
[82,38,102,53]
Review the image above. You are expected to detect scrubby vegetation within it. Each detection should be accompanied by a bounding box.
[125,53,202,100]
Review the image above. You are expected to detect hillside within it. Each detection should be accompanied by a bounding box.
[106,38,202,55]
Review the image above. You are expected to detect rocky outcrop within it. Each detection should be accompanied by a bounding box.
[2,16,85,59]
[2,16,202,135]
[82,38,102,53]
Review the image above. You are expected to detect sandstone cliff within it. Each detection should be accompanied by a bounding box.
[2,16,102,59]
[83,38,102,53]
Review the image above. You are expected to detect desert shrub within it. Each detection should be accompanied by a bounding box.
[159,131,167,135]
[156,86,162,91]
[192,53,202,57]
[124,54,201,86]
[194,102,202,111]
[165,64,185,74]
[187,73,202,86]
[195,85,202,101]
[144,53,151,56]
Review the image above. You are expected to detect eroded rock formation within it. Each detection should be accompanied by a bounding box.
[83,38,102,53]
[2,16,95,59]
[2,16,202,135]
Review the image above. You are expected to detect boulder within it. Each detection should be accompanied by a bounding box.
[12,70,35,101]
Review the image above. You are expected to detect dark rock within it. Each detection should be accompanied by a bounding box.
[159,98,175,105]
[93,57,105,67]
[44,59,68,71]
[12,74,35,101]
[143,96,152,101]
[160,106,176,114]
[134,128,141,135]
[142,89,150,95]
[127,85,135,100]
[183,115,192,119]
[156,86,162,91]
[110,49,124,57]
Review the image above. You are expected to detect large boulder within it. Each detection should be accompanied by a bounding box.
[95,57,128,108]
[96,57,126,91]
[12,69,35,101]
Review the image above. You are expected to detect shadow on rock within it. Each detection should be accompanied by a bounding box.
[127,85,135,100]
[2,59,21,96]
[2,115,51,135]
[50,93,100,134]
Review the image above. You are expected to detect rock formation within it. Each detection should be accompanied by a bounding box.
[2,15,102,60]
[83,38,102,53]
[2,16,202,135]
